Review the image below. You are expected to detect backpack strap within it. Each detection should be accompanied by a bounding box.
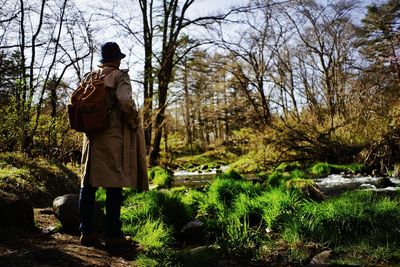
[100,68,119,79]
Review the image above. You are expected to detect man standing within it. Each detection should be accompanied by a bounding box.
[78,42,148,247]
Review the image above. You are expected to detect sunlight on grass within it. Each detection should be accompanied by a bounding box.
[131,219,174,250]
[148,166,172,188]
[0,167,30,179]
[310,162,364,176]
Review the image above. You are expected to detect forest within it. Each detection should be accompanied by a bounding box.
[0,0,398,169]
[0,0,400,266]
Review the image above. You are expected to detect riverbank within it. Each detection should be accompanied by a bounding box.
[1,153,400,266]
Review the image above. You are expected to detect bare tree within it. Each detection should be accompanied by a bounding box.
[285,0,358,127]
[219,0,289,127]
[0,0,94,153]
[98,0,232,165]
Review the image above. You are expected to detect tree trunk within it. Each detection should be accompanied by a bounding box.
[149,64,170,166]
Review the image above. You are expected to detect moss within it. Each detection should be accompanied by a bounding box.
[310,162,364,176]
[228,155,261,174]
[0,152,80,207]
[285,178,325,201]
[173,148,237,171]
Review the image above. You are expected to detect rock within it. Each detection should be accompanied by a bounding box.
[42,226,58,234]
[360,183,376,190]
[286,179,325,202]
[0,189,34,229]
[376,177,396,188]
[310,250,333,264]
[372,169,385,177]
[52,194,105,233]
[201,164,208,170]
[393,163,400,177]
[181,220,205,242]
[180,245,221,266]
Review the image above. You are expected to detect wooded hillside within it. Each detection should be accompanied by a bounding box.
[0,0,399,171]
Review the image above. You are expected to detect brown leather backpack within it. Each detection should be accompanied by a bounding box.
[67,69,117,134]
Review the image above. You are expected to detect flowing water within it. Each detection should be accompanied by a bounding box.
[172,169,400,194]
[315,174,400,195]
[172,166,229,188]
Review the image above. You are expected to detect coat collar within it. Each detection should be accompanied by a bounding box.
[98,62,120,69]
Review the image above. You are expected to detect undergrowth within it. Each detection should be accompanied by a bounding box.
[0,152,80,207]
[119,170,400,266]
[3,151,398,266]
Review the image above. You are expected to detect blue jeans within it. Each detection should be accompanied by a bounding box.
[79,185,123,238]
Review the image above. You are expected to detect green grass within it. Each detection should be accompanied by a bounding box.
[275,162,302,172]
[206,175,262,208]
[172,148,238,171]
[266,169,308,188]
[130,219,174,250]
[181,189,208,218]
[333,241,400,265]
[148,166,173,188]
[3,151,399,266]
[121,190,193,251]
[267,170,289,187]
[228,154,261,173]
[119,179,400,265]
[0,166,30,179]
[0,152,80,207]
[298,190,400,245]
[219,215,259,258]
[134,248,180,267]
[310,162,364,176]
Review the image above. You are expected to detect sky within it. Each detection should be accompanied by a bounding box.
[74,0,248,105]
[72,0,246,86]
[75,0,245,17]
[71,0,378,104]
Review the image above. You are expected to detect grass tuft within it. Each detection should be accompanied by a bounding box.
[310,162,364,177]
[148,166,173,188]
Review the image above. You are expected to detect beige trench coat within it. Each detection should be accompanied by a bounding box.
[80,64,148,190]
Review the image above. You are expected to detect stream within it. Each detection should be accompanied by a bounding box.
[172,169,400,194]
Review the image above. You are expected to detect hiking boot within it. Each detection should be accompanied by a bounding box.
[80,234,100,247]
[104,235,132,248]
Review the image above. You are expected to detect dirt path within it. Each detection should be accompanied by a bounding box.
[0,208,138,267]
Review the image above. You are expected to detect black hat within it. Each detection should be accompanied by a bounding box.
[99,42,126,63]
